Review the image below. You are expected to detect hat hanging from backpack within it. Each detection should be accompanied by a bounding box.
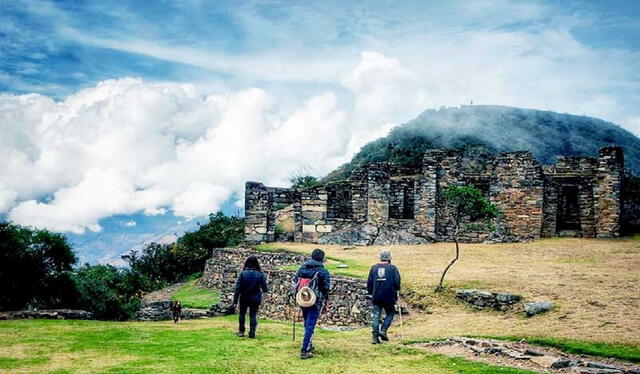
[295,286,317,307]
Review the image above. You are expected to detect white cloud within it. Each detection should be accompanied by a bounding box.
[2,12,640,234]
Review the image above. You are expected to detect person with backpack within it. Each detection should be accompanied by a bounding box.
[291,248,330,359]
[233,255,269,338]
[367,250,401,344]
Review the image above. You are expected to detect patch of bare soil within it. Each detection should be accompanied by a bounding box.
[411,337,640,374]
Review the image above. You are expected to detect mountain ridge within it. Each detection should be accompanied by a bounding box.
[325,105,640,181]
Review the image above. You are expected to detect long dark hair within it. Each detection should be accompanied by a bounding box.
[243,255,262,272]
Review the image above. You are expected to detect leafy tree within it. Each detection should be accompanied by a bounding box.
[73,264,141,320]
[290,175,319,189]
[122,212,245,290]
[0,222,77,310]
[435,185,498,292]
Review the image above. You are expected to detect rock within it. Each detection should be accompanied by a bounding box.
[531,355,564,368]
[503,349,531,360]
[524,349,545,356]
[336,264,349,268]
[551,359,576,369]
[455,289,521,310]
[524,301,555,316]
[2,309,93,320]
[586,362,622,371]
[571,367,623,374]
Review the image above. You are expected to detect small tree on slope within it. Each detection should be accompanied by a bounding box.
[436,185,499,292]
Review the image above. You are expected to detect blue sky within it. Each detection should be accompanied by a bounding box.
[1,0,639,263]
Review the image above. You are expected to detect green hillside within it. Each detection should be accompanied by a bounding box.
[325,105,640,181]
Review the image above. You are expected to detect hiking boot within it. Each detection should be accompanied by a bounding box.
[235,331,245,337]
[379,330,389,341]
[371,333,380,344]
[300,351,313,359]
[248,333,256,339]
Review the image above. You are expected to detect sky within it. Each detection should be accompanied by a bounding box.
[1,0,639,263]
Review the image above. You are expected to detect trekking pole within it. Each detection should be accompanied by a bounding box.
[397,292,404,341]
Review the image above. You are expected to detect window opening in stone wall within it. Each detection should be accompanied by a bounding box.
[389,180,415,219]
[557,185,581,231]
[327,186,353,219]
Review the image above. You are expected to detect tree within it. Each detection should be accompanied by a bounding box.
[0,222,77,310]
[290,175,319,189]
[73,264,141,320]
[435,186,498,292]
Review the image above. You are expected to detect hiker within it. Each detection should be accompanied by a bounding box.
[171,300,182,324]
[292,248,331,359]
[233,255,269,338]
[367,250,401,344]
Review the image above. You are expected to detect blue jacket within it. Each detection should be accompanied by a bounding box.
[233,268,268,305]
[293,259,331,308]
[367,262,401,305]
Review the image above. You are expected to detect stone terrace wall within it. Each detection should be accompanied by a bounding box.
[595,147,624,238]
[199,248,372,326]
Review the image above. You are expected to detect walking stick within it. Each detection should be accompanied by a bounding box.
[397,292,404,341]
[292,306,296,342]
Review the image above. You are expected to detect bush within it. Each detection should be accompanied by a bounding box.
[73,264,141,320]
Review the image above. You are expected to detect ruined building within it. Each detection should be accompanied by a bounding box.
[245,147,633,244]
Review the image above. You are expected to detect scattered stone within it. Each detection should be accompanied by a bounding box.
[571,367,623,374]
[336,264,349,268]
[524,301,555,316]
[2,309,93,320]
[531,355,563,368]
[342,246,356,250]
[525,348,545,356]
[455,289,521,310]
[551,359,576,369]
[586,362,622,371]
[503,349,531,360]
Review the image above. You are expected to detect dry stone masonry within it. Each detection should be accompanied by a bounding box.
[199,248,371,326]
[246,147,635,244]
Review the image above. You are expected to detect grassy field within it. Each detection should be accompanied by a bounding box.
[0,317,538,374]
[256,236,640,345]
[172,279,220,309]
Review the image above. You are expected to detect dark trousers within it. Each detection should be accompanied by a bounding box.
[301,306,320,352]
[372,302,395,335]
[238,301,260,336]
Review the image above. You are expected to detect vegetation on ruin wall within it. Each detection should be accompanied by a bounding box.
[0,318,539,374]
[324,106,640,181]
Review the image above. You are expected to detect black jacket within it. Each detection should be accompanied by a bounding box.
[292,259,331,307]
[233,268,268,305]
[367,262,401,305]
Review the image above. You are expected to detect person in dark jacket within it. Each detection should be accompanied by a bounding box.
[171,300,182,324]
[292,248,331,359]
[367,250,401,344]
[233,255,269,338]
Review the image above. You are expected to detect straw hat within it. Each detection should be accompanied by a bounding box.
[295,286,317,307]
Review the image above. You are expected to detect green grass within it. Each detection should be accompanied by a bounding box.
[0,318,539,374]
[479,336,640,363]
[172,279,220,309]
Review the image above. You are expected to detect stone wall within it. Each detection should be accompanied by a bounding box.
[595,147,624,238]
[246,147,631,245]
[199,248,372,326]
[490,152,544,240]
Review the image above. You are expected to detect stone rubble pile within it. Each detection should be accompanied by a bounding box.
[420,337,640,374]
[0,309,93,320]
[317,224,428,246]
[456,289,555,317]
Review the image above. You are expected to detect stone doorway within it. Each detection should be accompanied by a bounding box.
[557,185,581,234]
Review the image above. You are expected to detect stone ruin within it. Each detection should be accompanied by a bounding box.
[198,248,372,326]
[246,147,637,245]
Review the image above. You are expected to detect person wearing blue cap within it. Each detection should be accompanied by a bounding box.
[367,250,401,344]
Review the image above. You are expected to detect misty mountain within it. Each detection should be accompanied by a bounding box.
[325,105,640,181]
